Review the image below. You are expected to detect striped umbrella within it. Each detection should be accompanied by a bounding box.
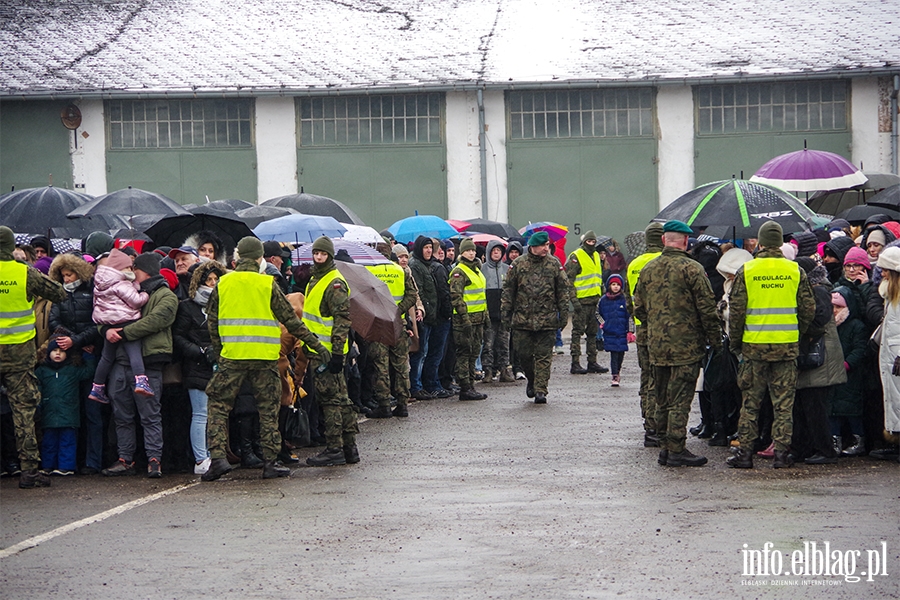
[292,239,390,266]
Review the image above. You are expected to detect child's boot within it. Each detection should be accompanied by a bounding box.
[88,383,109,404]
[134,375,154,397]
[611,374,620,387]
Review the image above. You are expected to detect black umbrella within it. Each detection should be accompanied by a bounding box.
[144,213,255,254]
[836,203,900,225]
[865,184,900,211]
[0,186,95,235]
[464,218,520,239]
[806,174,900,215]
[48,213,133,238]
[67,187,190,219]
[262,193,365,225]
[653,179,818,240]
[191,199,255,216]
[234,205,298,228]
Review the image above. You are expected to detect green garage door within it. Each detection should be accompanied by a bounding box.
[296,94,447,229]
[694,81,852,188]
[0,100,74,193]
[506,89,658,244]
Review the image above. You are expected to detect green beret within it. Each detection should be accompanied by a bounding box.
[528,231,550,246]
[459,238,477,253]
[662,220,693,235]
[311,235,335,258]
[236,236,264,260]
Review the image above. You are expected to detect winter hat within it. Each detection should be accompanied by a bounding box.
[311,235,334,258]
[83,231,114,258]
[106,248,132,271]
[459,238,477,253]
[876,246,900,272]
[159,267,179,290]
[831,292,847,308]
[582,230,597,242]
[866,229,887,247]
[884,222,900,239]
[392,243,409,257]
[843,246,870,268]
[528,231,550,246]
[30,235,52,255]
[780,243,797,261]
[796,257,817,275]
[644,222,664,251]
[237,236,265,260]
[828,218,851,232]
[791,231,818,257]
[133,252,161,277]
[334,249,354,263]
[757,221,784,249]
[606,273,624,288]
[716,248,753,277]
[0,226,14,256]
[263,241,283,258]
[823,236,855,263]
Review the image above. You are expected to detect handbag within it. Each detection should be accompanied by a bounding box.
[868,322,883,354]
[282,404,311,448]
[796,334,826,371]
[161,362,183,385]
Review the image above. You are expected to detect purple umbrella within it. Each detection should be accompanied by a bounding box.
[750,148,867,193]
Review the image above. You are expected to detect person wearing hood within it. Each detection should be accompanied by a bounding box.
[481,239,514,383]
[862,225,895,268]
[100,252,178,479]
[627,222,664,447]
[408,236,438,399]
[501,231,571,404]
[449,238,489,401]
[0,226,67,489]
[82,231,115,259]
[30,236,53,261]
[829,286,869,458]
[202,237,331,481]
[565,231,607,375]
[821,236,855,284]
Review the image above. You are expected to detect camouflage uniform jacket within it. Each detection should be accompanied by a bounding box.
[0,260,66,371]
[633,246,722,366]
[500,250,570,331]
[728,248,816,361]
[397,268,419,319]
[302,261,351,357]
[449,257,487,326]
[208,258,329,368]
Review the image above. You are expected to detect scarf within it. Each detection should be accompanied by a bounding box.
[193,285,213,307]
[63,279,82,293]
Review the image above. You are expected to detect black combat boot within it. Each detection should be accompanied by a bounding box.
[666,448,708,467]
[459,386,486,401]
[570,362,588,374]
[306,448,347,467]
[343,444,360,464]
[644,431,660,447]
[262,460,291,479]
[18,468,51,489]
[534,392,547,404]
[525,380,535,398]
[369,405,393,419]
[586,362,609,374]
[773,450,794,468]
[726,448,754,469]
[708,422,728,447]
[391,405,409,417]
[657,449,669,465]
[201,458,233,481]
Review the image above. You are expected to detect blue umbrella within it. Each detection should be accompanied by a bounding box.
[252,213,347,243]
[388,214,457,243]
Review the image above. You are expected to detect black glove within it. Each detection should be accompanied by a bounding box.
[892,356,900,377]
[203,346,217,365]
[328,353,345,374]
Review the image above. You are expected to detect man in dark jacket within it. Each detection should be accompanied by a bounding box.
[423,239,454,398]
[409,236,438,398]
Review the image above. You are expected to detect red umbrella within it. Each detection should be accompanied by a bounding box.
[446,219,472,232]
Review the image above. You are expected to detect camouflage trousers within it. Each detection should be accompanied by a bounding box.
[636,343,657,432]
[454,320,485,387]
[570,300,599,363]
[2,368,41,470]
[737,359,797,452]
[311,361,358,449]
[653,362,701,453]
[369,334,410,409]
[512,329,555,395]
[206,361,281,461]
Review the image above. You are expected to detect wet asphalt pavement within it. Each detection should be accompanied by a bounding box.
[1,349,898,599]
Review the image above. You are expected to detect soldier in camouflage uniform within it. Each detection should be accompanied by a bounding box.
[0,226,67,489]
[633,221,722,467]
[202,237,331,481]
[500,231,571,404]
[450,238,488,400]
[627,222,664,446]
[726,221,816,469]
[565,230,609,374]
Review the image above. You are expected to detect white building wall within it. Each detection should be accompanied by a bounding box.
[70,99,107,197]
[255,97,298,203]
[656,85,695,210]
[851,77,890,173]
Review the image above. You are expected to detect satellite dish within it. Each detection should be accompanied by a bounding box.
[60,104,82,130]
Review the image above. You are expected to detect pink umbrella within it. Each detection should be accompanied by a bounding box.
[750,148,867,193]
[446,219,472,232]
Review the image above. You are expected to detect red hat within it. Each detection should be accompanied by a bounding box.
[159,267,179,290]
[843,246,870,268]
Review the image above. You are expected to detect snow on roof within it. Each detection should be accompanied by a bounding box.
[1,0,897,97]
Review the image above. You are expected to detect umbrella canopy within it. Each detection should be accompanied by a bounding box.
[0,186,95,235]
[48,213,133,239]
[454,232,508,246]
[465,218,520,239]
[192,199,254,215]
[292,239,390,266]
[144,213,255,254]
[388,214,458,243]
[339,223,385,244]
[519,221,568,242]
[333,261,403,346]
[653,180,818,240]
[14,234,81,254]
[67,187,190,219]
[234,205,298,229]
[750,148,867,193]
[252,213,347,243]
[804,173,900,215]
[623,231,647,261]
[836,204,900,225]
[865,184,900,211]
[446,219,472,233]
[262,193,365,225]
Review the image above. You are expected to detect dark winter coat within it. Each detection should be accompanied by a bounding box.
[173,299,214,389]
[410,237,438,325]
[599,292,630,352]
[429,257,453,321]
[831,286,868,417]
[48,254,101,353]
[36,357,95,428]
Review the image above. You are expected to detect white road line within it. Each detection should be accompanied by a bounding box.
[0,481,200,559]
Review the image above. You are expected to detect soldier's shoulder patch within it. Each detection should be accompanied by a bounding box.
[333,282,343,288]
[559,265,565,271]
[452,272,461,277]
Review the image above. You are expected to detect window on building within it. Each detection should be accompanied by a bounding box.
[696,81,848,135]
[508,88,654,140]
[298,94,443,146]
[107,99,253,149]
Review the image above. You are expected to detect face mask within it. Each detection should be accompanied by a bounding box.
[194,285,213,306]
[123,271,136,281]
[63,279,81,292]
[258,258,268,274]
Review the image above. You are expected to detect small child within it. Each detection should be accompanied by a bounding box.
[598,273,630,386]
[89,248,152,402]
[36,332,95,475]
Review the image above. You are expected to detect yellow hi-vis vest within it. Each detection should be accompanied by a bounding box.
[0,260,36,344]
[366,263,405,306]
[450,263,487,315]
[570,248,603,299]
[303,269,350,354]
[743,258,801,344]
[628,251,661,326]
[217,271,282,360]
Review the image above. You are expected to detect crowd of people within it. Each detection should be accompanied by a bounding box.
[2,210,899,489]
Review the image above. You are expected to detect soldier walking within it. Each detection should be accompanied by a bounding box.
[633,221,722,467]
[449,238,488,400]
[501,231,571,404]
[202,236,331,481]
[566,230,609,375]
[726,221,816,469]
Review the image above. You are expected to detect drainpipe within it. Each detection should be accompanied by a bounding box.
[892,74,899,176]
[477,88,488,220]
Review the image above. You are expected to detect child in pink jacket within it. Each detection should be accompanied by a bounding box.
[89,248,152,402]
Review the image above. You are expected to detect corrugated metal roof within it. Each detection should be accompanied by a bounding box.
[1,0,897,97]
